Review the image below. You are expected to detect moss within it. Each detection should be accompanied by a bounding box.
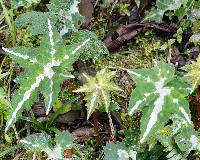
[77,137,100,160]
[97,30,166,70]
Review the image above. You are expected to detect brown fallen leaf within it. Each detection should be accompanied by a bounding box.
[79,0,94,28]
[103,22,176,51]
[71,126,96,137]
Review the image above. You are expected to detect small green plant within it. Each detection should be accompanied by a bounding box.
[74,69,122,119]
[152,114,200,159]
[2,19,94,132]
[144,0,188,23]
[160,27,183,51]
[119,3,130,16]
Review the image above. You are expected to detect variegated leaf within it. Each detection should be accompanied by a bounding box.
[20,131,74,160]
[171,115,200,154]
[103,142,137,160]
[151,114,200,159]
[48,0,84,36]
[16,0,83,36]
[128,61,192,143]
[74,69,122,119]
[20,133,52,152]
[3,19,91,132]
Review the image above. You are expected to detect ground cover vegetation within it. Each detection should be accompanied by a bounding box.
[0,0,200,159]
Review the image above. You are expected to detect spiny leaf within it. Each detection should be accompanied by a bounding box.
[15,0,83,36]
[144,0,188,23]
[128,61,192,143]
[15,11,57,36]
[48,0,84,36]
[20,131,74,160]
[20,133,52,152]
[103,142,137,160]
[151,114,200,159]
[74,69,122,119]
[3,19,91,132]
[171,115,200,154]
[71,30,109,61]
[155,127,187,160]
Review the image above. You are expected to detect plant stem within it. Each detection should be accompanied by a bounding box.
[107,112,115,141]
[12,125,19,140]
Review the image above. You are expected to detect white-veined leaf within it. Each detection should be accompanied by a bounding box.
[103,142,137,160]
[128,61,192,143]
[3,19,91,132]
[15,0,83,36]
[20,131,74,160]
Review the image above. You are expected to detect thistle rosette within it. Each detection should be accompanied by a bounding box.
[74,69,122,119]
[128,61,192,143]
[3,19,91,132]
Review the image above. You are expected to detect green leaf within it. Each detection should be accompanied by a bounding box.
[55,131,74,152]
[48,0,84,36]
[71,30,109,61]
[46,131,74,160]
[171,115,200,154]
[150,114,200,159]
[135,0,140,8]
[20,133,52,152]
[128,61,192,143]
[15,0,83,36]
[3,19,91,132]
[155,126,187,160]
[11,0,41,9]
[144,0,188,23]
[20,131,74,160]
[103,142,137,160]
[15,11,57,36]
[74,69,122,119]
